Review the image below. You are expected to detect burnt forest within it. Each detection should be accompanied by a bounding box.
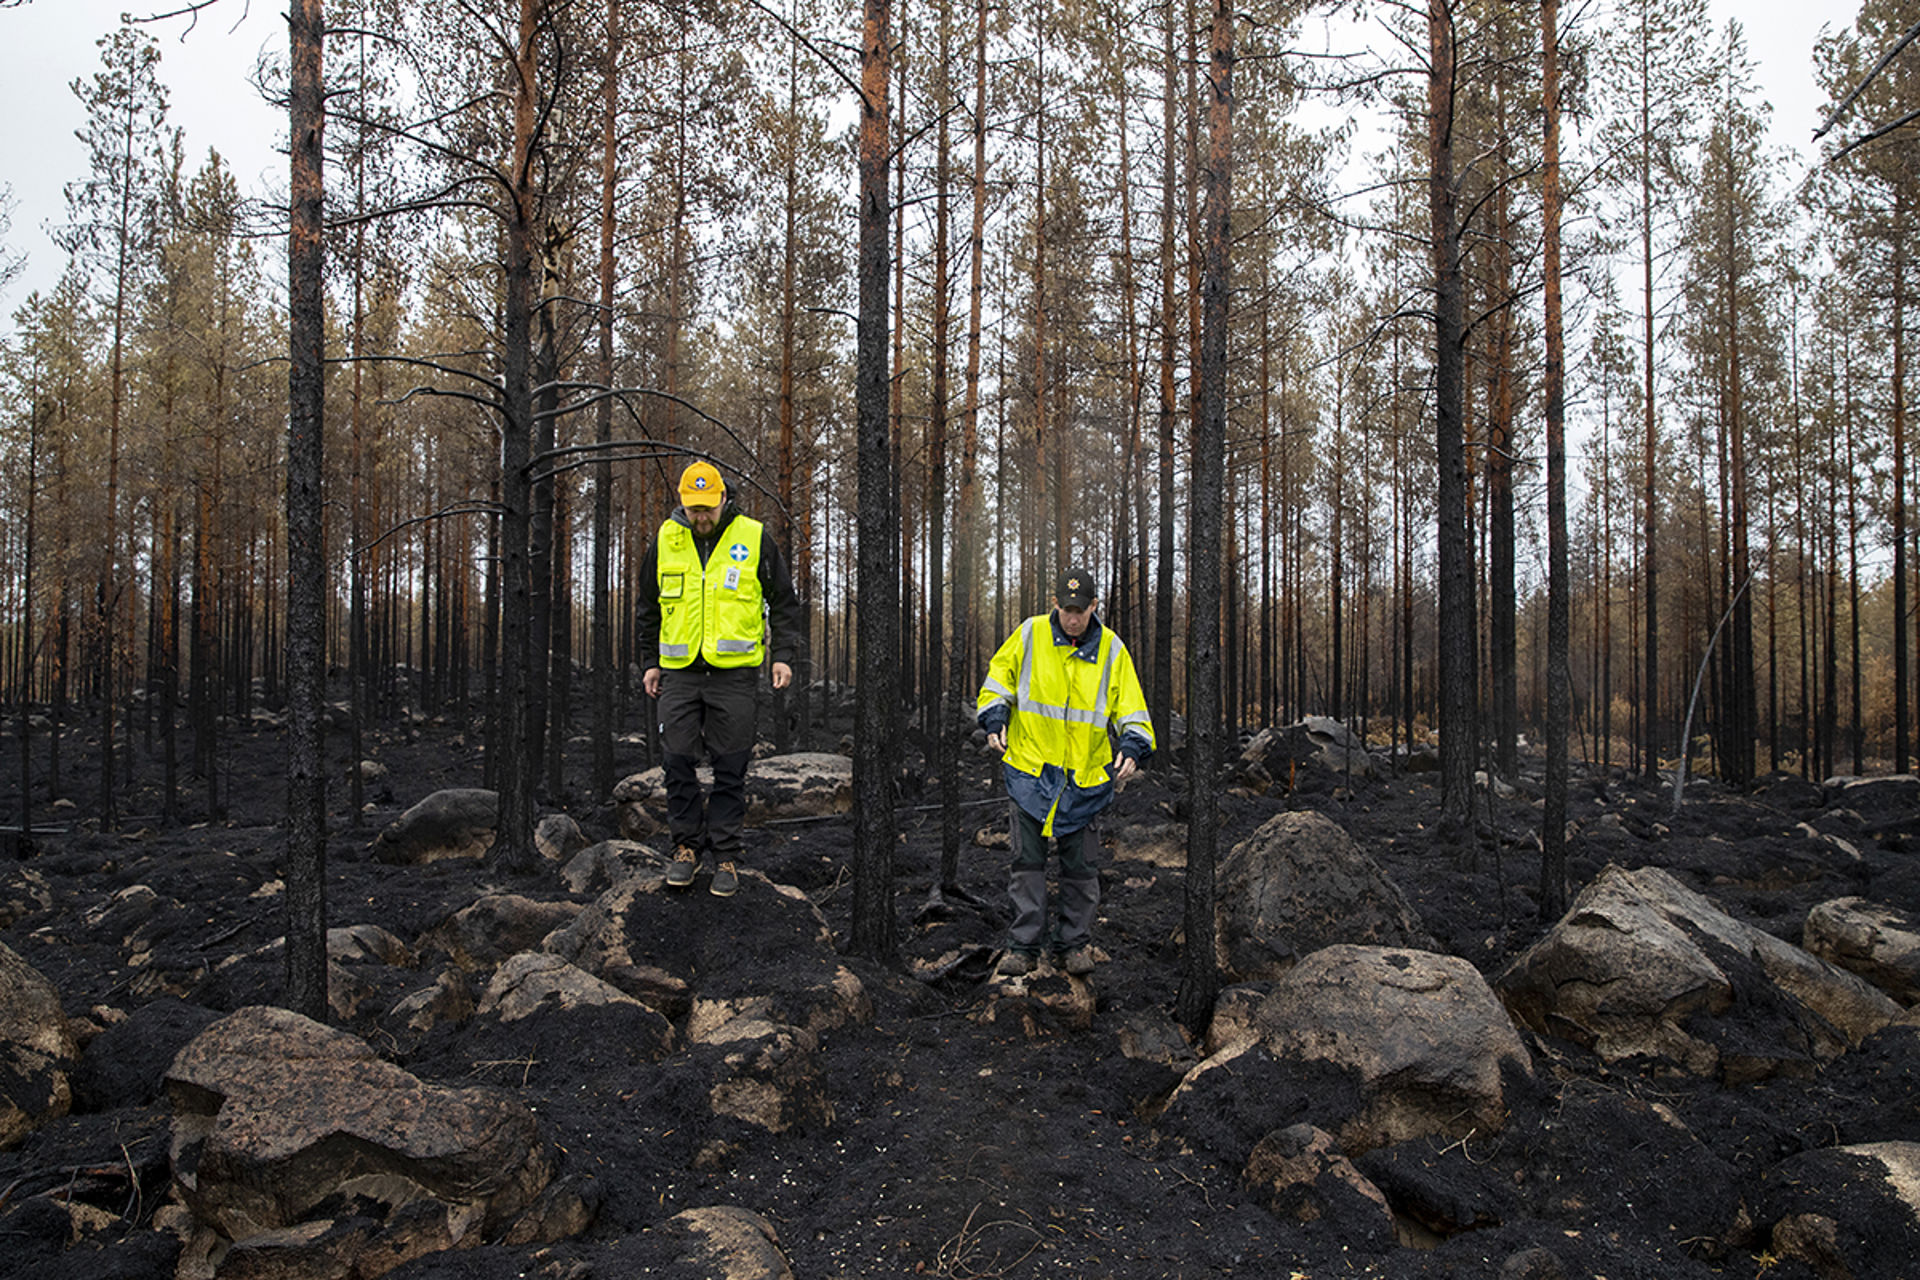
[6,1,1920,1278]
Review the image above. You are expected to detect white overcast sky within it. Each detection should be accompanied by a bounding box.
[0,0,1855,326]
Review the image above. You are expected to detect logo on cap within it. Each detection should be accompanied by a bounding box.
[1068,577,1082,592]
[692,475,711,490]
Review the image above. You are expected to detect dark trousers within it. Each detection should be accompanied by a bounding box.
[657,666,759,860]
[1007,804,1100,954]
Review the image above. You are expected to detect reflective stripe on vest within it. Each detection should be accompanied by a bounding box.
[1014,619,1121,728]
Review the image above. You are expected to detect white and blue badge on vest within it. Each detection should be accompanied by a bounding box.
[725,541,750,590]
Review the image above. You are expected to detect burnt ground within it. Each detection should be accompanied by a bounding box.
[4,691,1920,1280]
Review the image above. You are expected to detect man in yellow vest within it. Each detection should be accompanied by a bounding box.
[639,461,803,897]
[977,566,1154,976]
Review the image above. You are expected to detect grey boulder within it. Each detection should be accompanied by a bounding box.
[372,788,499,864]
[1214,811,1434,981]
[1497,864,1901,1081]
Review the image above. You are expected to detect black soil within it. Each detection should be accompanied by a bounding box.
[4,696,1916,1280]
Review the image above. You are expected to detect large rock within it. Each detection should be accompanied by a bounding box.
[612,752,853,828]
[545,869,869,1034]
[478,951,678,1060]
[165,1006,565,1274]
[0,940,77,1149]
[1804,897,1920,1005]
[1252,944,1530,1156]
[1214,812,1435,981]
[1240,718,1374,786]
[383,969,476,1042]
[1823,774,1920,820]
[372,788,499,864]
[1243,1122,1394,1233]
[73,997,220,1111]
[1497,865,1902,1081]
[663,1205,796,1279]
[561,840,666,895]
[418,893,583,971]
[534,812,587,862]
[1760,1141,1920,1280]
[696,1022,837,1134]
[974,959,1099,1036]
[545,871,862,1136]
[327,923,411,968]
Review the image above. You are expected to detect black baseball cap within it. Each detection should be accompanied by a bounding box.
[1055,566,1097,608]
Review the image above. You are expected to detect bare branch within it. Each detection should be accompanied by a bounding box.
[741,0,864,99]
[1814,18,1920,141]
[1826,101,1920,164]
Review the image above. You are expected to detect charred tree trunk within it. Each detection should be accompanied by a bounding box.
[940,0,990,895]
[591,0,620,801]
[851,0,899,962]
[1179,0,1232,1036]
[1895,208,1910,774]
[285,0,330,1022]
[1153,0,1179,752]
[493,0,542,873]
[1430,0,1478,845]
[1541,0,1570,920]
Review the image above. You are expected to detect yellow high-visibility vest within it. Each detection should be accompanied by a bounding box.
[977,614,1155,787]
[656,514,766,669]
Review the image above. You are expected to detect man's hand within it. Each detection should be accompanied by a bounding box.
[772,661,793,690]
[987,730,1007,755]
[644,667,662,698]
[1112,752,1137,786]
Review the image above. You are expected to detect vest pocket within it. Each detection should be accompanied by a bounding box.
[660,571,685,599]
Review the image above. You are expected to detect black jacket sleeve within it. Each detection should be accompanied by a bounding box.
[759,529,805,669]
[635,536,663,671]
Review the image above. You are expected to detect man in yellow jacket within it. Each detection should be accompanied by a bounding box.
[977,566,1154,976]
[638,461,803,898]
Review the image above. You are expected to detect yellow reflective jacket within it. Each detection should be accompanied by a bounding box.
[976,613,1155,793]
[655,513,766,669]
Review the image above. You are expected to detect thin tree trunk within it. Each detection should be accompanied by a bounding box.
[1489,153,1517,782]
[1153,0,1179,749]
[1638,19,1661,783]
[941,0,990,895]
[1031,14,1052,579]
[1430,0,1477,844]
[494,0,542,872]
[773,34,801,755]
[928,0,957,894]
[1178,0,1231,1036]
[1894,206,1910,774]
[1540,0,1570,920]
[591,0,620,800]
[851,0,898,961]
[285,0,330,1021]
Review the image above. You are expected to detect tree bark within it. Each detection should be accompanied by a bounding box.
[1153,0,1179,751]
[1541,0,1570,921]
[1178,0,1232,1037]
[493,0,542,873]
[591,0,620,801]
[1430,0,1478,844]
[285,0,330,1022]
[851,0,899,962]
